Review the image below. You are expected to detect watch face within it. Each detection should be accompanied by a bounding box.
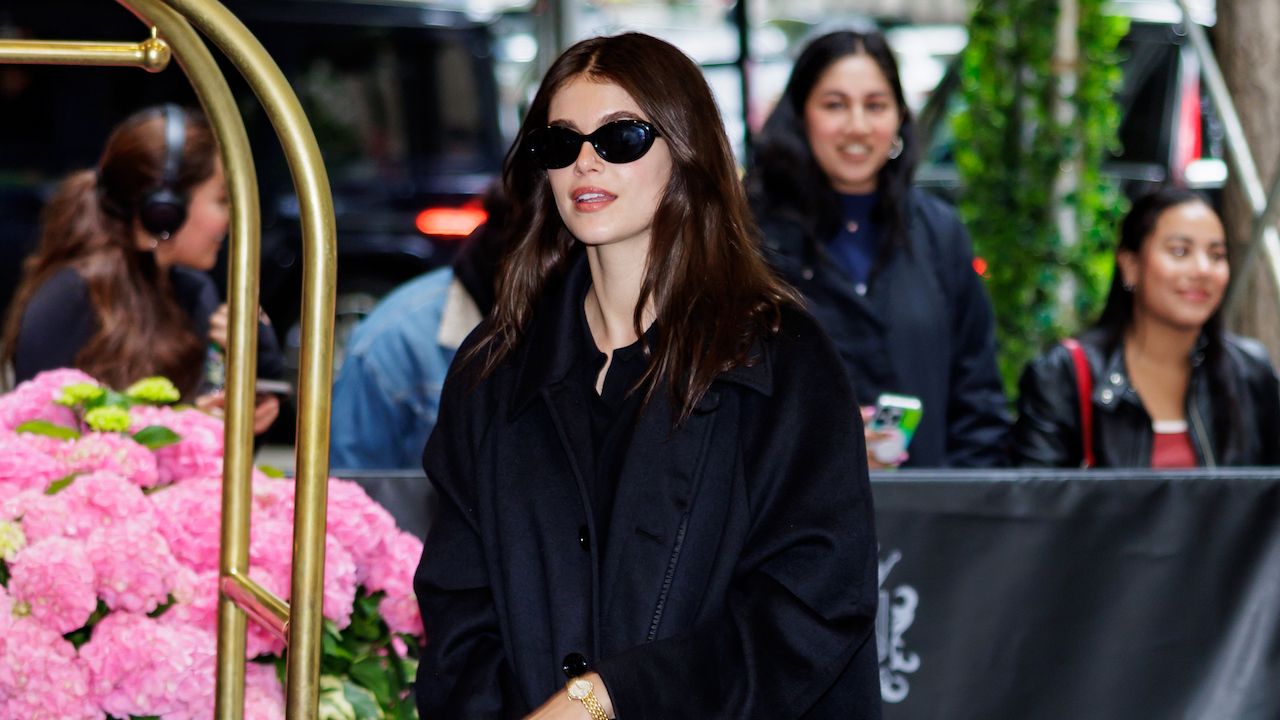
[568,678,592,700]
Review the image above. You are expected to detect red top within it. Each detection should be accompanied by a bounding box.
[1151,421,1197,468]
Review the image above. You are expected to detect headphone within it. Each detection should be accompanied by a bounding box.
[138,104,189,240]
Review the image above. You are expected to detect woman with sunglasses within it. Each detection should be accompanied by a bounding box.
[747,30,1009,468]
[414,33,881,720]
[1014,187,1280,467]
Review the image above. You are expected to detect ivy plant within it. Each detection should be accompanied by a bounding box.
[953,0,1129,393]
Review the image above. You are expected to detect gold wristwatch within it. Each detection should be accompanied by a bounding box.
[566,677,609,720]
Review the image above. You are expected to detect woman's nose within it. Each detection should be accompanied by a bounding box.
[572,139,602,172]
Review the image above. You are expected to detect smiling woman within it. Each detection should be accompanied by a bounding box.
[747,29,1011,470]
[1013,187,1280,468]
[414,32,882,720]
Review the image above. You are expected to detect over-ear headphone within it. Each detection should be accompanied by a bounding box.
[138,104,189,240]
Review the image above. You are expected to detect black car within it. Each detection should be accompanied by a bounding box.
[0,0,504,399]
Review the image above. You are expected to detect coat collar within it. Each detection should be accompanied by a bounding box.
[509,247,774,419]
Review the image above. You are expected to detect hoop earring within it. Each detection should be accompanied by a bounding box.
[887,136,904,160]
[148,236,159,251]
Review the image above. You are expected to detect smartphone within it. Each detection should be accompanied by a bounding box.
[867,393,923,464]
[254,378,294,397]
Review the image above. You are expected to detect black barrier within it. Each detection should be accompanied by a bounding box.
[339,468,1280,719]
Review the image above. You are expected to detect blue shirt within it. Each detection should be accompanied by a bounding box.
[330,267,471,470]
[825,192,878,291]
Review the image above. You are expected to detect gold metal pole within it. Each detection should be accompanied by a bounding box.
[0,34,170,70]
[155,1,337,716]
[117,2,268,716]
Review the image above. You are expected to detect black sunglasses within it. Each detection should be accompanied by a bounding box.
[525,119,661,169]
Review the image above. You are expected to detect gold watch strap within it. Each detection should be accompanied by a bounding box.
[579,692,609,720]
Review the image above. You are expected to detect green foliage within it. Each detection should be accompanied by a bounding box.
[953,0,1129,392]
[15,419,80,441]
[280,590,419,718]
[132,425,182,450]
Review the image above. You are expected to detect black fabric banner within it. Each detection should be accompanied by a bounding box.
[343,468,1280,719]
[872,469,1280,720]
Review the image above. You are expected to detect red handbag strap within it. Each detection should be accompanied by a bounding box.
[1060,338,1095,468]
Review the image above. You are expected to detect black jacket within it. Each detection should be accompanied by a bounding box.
[1013,327,1280,467]
[756,187,1009,468]
[12,266,284,386]
[414,250,881,719]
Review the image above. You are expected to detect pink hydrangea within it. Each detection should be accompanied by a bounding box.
[326,478,398,583]
[252,471,295,521]
[244,662,286,720]
[7,536,97,634]
[366,529,423,597]
[151,476,223,572]
[80,612,217,720]
[0,368,92,433]
[250,513,359,630]
[379,593,424,638]
[58,431,160,489]
[16,470,156,545]
[87,516,178,614]
[0,617,98,720]
[159,567,218,635]
[0,586,13,635]
[0,434,69,501]
[130,404,224,483]
[365,530,424,638]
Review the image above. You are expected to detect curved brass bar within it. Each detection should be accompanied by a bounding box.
[222,570,290,642]
[155,1,337,716]
[116,2,267,716]
[0,36,170,70]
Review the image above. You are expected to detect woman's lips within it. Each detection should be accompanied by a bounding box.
[572,187,616,212]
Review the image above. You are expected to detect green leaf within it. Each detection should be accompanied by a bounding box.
[257,463,287,479]
[132,425,182,450]
[341,679,386,719]
[349,656,394,707]
[15,420,80,441]
[45,473,80,495]
[148,594,177,619]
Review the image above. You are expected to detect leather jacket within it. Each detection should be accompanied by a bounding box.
[1013,327,1280,468]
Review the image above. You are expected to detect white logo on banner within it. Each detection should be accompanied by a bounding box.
[877,549,920,703]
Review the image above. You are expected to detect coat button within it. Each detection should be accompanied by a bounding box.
[562,652,589,678]
[1110,372,1123,385]
[578,525,590,552]
[1100,388,1114,403]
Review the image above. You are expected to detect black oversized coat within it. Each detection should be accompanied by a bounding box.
[756,188,1010,468]
[414,251,881,719]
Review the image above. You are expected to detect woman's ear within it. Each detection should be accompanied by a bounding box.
[1115,249,1139,290]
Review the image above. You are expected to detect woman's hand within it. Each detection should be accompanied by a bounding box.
[196,390,280,435]
[209,303,273,349]
[524,672,615,720]
[209,303,229,349]
[862,406,908,469]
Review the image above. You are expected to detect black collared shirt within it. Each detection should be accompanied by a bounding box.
[573,293,650,552]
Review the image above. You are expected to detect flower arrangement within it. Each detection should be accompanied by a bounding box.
[0,369,424,719]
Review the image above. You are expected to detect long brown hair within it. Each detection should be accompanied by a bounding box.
[2,106,217,397]
[471,33,798,425]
